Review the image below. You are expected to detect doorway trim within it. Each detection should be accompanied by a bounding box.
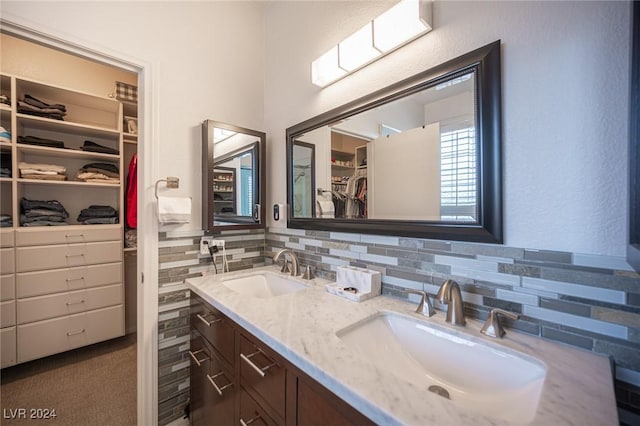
[1,16,160,425]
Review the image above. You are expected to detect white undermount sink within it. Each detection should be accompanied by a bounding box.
[221,271,308,298]
[336,312,547,423]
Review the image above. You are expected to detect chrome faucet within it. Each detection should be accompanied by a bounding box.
[436,279,466,326]
[480,308,519,338]
[405,290,435,317]
[273,249,300,276]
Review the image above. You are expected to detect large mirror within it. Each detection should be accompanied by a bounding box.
[286,41,502,243]
[202,120,266,231]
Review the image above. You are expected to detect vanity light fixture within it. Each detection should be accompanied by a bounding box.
[311,0,433,88]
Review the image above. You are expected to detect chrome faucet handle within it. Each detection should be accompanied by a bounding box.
[436,279,466,326]
[480,308,520,338]
[280,259,290,274]
[301,265,315,280]
[405,290,435,317]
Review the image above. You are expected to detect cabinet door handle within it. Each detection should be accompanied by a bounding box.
[197,312,222,327]
[188,349,210,367]
[239,414,261,426]
[66,328,85,336]
[206,371,233,396]
[65,299,85,306]
[240,349,277,378]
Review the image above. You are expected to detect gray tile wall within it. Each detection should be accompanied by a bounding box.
[157,228,265,426]
[264,227,640,423]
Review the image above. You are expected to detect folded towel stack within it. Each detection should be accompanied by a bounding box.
[0,126,11,144]
[0,214,12,228]
[75,162,119,184]
[20,197,69,226]
[77,205,119,225]
[80,140,119,155]
[18,135,65,149]
[19,161,67,181]
[18,94,67,120]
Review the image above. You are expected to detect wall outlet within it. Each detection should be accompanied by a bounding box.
[200,237,214,255]
[200,237,225,256]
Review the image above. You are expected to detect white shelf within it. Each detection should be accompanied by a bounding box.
[16,143,119,161]
[17,113,120,138]
[18,178,120,188]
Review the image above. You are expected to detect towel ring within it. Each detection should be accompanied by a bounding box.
[155,177,179,200]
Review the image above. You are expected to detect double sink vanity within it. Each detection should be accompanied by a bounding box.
[186,261,618,426]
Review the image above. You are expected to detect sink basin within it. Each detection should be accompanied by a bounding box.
[221,271,307,298]
[336,312,547,423]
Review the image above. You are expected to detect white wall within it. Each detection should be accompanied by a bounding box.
[264,0,631,257]
[4,0,631,257]
[2,0,265,231]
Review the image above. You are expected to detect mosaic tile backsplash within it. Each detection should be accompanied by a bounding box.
[156,226,640,425]
[157,228,265,425]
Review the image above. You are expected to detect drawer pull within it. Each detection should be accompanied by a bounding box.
[65,253,85,258]
[239,414,261,426]
[65,233,85,239]
[206,371,233,396]
[197,312,222,327]
[65,299,85,306]
[241,349,277,378]
[66,328,85,336]
[65,277,85,283]
[188,349,210,367]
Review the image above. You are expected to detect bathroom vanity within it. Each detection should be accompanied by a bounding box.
[186,266,618,426]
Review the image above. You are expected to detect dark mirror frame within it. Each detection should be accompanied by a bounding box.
[202,119,266,232]
[628,1,640,271]
[285,40,503,243]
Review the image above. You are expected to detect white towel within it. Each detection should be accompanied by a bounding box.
[157,196,191,223]
[316,200,335,218]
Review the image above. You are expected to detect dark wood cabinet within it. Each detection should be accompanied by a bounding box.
[189,331,235,426]
[189,291,374,426]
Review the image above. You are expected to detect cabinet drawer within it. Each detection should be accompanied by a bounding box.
[1,274,15,301]
[239,388,277,426]
[240,334,286,419]
[17,304,124,363]
[16,262,122,298]
[1,248,14,273]
[191,294,235,367]
[190,331,235,426]
[0,229,14,248]
[15,226,122,246]
[16,240,122,272]
[17,283,123,324]
[1,300,15,327]
[1,326,16,368]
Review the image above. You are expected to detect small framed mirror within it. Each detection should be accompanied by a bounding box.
[202,120,266,231]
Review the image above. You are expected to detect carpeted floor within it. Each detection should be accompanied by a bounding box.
[0,334,137,426]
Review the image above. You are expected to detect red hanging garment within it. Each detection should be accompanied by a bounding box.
[126,153,138,228]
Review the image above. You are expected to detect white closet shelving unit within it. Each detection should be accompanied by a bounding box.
[0,73,125,367]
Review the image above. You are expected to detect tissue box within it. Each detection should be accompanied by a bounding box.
[325,266,381,302]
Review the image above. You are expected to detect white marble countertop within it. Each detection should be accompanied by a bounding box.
[186,265,619,426]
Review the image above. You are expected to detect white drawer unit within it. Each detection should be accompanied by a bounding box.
[1,300,16,328]
[1,326,16,368]
[16,240,122,272]
[0,248,15,274]
[15,226,121,247]
[16,262,122,298]
[17,305,124,363]
[17,283,123,324]
[1,274,15,301]
[0,229,14,248]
